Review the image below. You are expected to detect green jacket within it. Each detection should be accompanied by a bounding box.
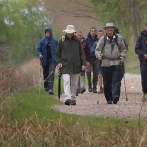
[55,35,86,74]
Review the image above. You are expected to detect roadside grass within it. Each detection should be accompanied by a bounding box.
[1,57,147,146]
[1,76,147,146]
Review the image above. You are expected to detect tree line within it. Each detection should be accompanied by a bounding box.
[0,0,51,65]
[0,0,147,65]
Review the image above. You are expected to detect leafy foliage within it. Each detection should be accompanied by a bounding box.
[0,0,52,65]
[88,0,147,42]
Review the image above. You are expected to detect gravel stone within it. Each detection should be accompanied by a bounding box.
[53,74,147,120]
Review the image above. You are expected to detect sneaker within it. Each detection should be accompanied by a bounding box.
[88,87,92,92]
[49,89,53,95]
[142,93,147,103]
[113,96,119,104]
[71,100,76,105]
[93,88,97,93]
[107,101,113,104]
[65,99,71,105]
[80,88,86,94]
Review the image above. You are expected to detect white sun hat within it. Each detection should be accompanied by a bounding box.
[63,25,76,34]
[103,23,117,30]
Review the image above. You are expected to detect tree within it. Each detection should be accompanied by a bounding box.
[88,0,147,42]
[0,0,53,65]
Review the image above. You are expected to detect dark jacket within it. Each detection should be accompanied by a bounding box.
[81,38,86,58]
[55,35,86,74]
[85,33,98,62]
[135,30,147,64]
[37,27,58,66]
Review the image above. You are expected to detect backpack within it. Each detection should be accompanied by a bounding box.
[103,34,119,50]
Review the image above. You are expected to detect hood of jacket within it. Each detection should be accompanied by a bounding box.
[45,27,53,40]
[141,30,147,38]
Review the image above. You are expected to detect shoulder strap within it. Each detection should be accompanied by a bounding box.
[103,35,107,50]
[114,34,119,46]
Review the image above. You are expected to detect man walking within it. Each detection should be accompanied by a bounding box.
[76,31,86,95]
[37,27,58,95]
[90,30,105,94]
[95,23,126,104]
[135,22,147,102]
[86,27,98,93]
[55,25,86,105]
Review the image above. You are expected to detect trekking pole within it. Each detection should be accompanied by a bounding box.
[97,73,100,104]
[122,62,128,101]
[124,75,128,101]
[39,61,42,94]
[58,68,62,100]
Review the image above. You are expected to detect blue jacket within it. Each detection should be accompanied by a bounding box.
[85,33,98,62]
[37,27,58,66]
[90,40,99,57]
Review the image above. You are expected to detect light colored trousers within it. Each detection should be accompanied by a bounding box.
[63,74,79,100]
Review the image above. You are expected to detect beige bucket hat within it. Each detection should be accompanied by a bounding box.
[63,25,76,33]
[103,23,117,30]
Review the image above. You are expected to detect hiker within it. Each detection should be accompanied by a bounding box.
[76,31,86,96]
[37,27,58,95]
[55,25,86,105]
[85,27,98,93]
[95,23,126,104]
[90,29,105,94]
[135,22,147,102]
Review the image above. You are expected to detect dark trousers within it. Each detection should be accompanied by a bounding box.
[102,65,123,102]
[86,60,98,88]
[42,61,56,91]
[140,63,147,94]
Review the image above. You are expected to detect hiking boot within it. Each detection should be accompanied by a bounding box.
[65,99,71,105]
[113,96,119,104]
[71,100,76,105]
[93,88,97,93]
[142,93,147,103]
[107,101,113,104]
[81,88,86,94]
[49,89,53,95]
[88,87,92,92]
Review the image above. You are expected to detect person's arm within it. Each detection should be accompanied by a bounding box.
[119,37,126,57]
[55,40,62,67]
[37,40,43,59]
[79,42,86,67]
[90,42,97,56]
[135,35,146,58]
[95,36,104,60]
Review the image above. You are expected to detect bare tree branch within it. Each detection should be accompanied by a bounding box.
[48,5,99,21]
[73,0,94,9]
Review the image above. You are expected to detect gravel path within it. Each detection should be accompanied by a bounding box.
[54,74,147,120]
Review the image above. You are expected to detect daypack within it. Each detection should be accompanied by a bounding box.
[103,34,119,50]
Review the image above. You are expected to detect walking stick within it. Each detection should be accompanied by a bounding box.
[39,62,42,94]
[122,62,128,101]
[124,75,128,101]
[58,68,62,100]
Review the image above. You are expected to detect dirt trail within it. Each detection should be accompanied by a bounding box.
[54,74,147,120]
